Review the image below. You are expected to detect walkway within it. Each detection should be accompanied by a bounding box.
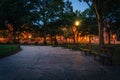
[0,46,119,80]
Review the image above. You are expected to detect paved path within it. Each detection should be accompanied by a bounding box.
[0,46,119,80]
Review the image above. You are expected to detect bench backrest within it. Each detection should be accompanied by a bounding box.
[85,44,91,49]
[100,46,114,56]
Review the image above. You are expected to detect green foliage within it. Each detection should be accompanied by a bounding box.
[28,0,64,26]
[0,45,20,58]
[79,8,98,36]
[0,0,34,43]
[63,27,74,39]
[0,0,30,25]
[46,21,63,36]
[26,0,73,44]
[80,17,98,36]
[78,0,120,45]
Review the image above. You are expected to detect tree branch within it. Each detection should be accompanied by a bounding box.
[84,0,98,21]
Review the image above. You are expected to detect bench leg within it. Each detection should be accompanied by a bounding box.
[100,56,113,65]
[93,54,97,60]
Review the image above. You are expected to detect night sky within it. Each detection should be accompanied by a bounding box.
[69,0,89,12]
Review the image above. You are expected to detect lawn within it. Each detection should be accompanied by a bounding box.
[0,44,21,58]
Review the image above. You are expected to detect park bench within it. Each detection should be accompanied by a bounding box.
[93,45,114,65]
[80,44,92,56]
[80,48,92,55]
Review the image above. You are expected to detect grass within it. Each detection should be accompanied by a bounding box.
[0,44,21,58]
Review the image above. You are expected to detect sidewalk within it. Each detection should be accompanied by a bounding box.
[0,46,120,80]
[80,51,120,80]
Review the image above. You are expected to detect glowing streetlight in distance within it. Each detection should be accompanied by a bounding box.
[75,20,80,26]
[29,34,32,39]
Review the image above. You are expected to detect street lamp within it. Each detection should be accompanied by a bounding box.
[28,34,32,44]
[73,20,80,32]
[112,34,116,44]
[75,20,80,26]
[73,20,80,44]
[28,34,32,39]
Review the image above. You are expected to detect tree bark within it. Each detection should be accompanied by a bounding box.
[50,35,53,44]
[88,36,91,44]
[94,3,104,46]
[98,19,104,46]
[13,25,16,44]
[74,33,76,44]
[43,27,47,45]
[85,1,104,46]
[108,31,111,44]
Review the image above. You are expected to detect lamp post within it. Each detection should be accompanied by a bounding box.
[73,20,80,44]
[112,34,116,44]
[28,34,32,44]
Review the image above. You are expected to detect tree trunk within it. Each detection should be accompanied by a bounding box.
[50,35,53,44]
[54,36,58,45]
[85,0,105,46]
[13,25,16,44]
[94,3,104,46]
[43,27,47,45]
[98,20,104,46]
[73,33,75,44]
[108,31,111,44]
[43,35,47,45]
[88,36,91,44]
[76,32,79,44]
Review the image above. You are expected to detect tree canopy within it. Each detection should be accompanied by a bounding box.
[78,0,120,45]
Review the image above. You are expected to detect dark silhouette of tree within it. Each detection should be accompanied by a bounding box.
[27,0,65,44]
[78,0,120,46]
[79,8,98,43]
[0,0,33,43]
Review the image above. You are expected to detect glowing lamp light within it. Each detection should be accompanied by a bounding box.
[112,35,115,39]
[29,35,32,39]
[75,21,80,26]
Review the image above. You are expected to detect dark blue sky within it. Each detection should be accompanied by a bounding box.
[69,0,89,12]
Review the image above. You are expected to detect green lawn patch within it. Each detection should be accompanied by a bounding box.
[0,44,21,58]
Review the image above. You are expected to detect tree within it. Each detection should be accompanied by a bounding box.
[46,21,63,44]
[61,9,82,44]
[27,0,65,44]
[78,0,119,46]
[0,0,32,43]
[79,8,98,43]
[106,1,120,43]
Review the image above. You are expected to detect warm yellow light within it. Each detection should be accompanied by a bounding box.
[62,27,67,31]
[112,35,115,39]
[29,35,32,39]
[75,21,80,26]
